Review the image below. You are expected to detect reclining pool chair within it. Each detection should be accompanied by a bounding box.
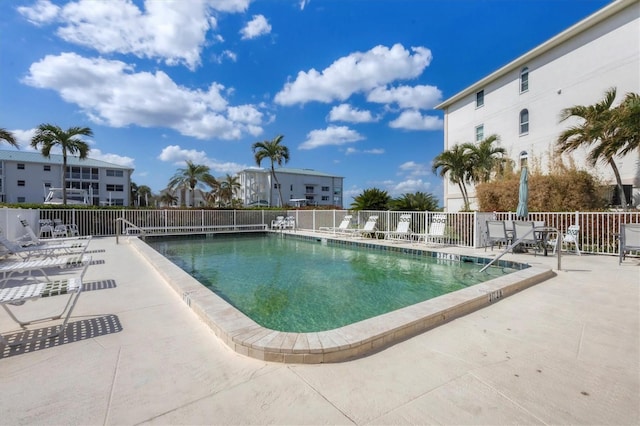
[376,214,413,242]
[349,216,378,239]
[424,214,447,245]
[319,215,353,234]
[548,224,581,256]
[0,256,91,346]
[619,223,640,264]
[17,215,90,246]
[270,216,285,229]
[0,228,90,260]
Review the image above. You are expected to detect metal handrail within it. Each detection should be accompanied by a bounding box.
[480,226,561,272]
[115,218,145,244]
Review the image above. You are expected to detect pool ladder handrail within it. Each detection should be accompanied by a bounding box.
[479,226,561,272]
[115,218,146,243]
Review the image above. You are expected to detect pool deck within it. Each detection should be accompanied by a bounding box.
[1,234,638,424]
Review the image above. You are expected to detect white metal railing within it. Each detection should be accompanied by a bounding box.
[0,207,637,257]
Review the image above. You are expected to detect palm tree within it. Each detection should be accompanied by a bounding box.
[0,128,19,148]
[350,188,390,210]
[252,135,290,207]
[463,134,507,183]
[219,174,241,207]
[390,191,439,211]
[30,124,92,205]
[432,144,473,211]
[614,92,640,156]
[557,88,630,207]
[158,191,178,207]
[167,160,217,207]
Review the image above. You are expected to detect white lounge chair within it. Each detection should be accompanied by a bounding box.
[270,216,285,229]
[319,215,353,234]
[0,256,91,346]
[0,254,90,283]
[377,214,413,242]
[423,214,447,245]
[548,224,581,256]
[17,216,90,246]
[282,216,295,230]
[0,229,90,260]
[619,223,640,264]
[349,216,378,239]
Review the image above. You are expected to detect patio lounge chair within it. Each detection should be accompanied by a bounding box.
[619,223,640,264]
[319,215,353,234]
[423,214,447,245]
[376,214,413,242]
[270,216,285,229]
[485,220,511,251]
[0,229,90,260]
[17,216,90,246]
[282,216,295,230]
[349,216,378,239]
[0,254,90,283]
[548,224,581,256]
[0,256,91,346]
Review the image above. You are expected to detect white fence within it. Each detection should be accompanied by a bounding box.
[1,208,639,256]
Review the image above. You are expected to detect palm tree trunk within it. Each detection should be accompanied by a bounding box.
[457,182,469,211]
[608,158,628,209]
[62,151,68,205]
[271,164,284,207]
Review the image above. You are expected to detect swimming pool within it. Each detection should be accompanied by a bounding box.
[148,234,518,332]
[133,232,554,363]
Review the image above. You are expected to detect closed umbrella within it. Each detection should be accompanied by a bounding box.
[516,166,528,219]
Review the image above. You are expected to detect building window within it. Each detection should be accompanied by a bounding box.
[475,125,484,142]
[520,67,529,93]
[43,165,51,171]
[106,169,124,177]
[519,109,529,135]
[17,197,25,203]
[322,186,330,192]
[290,184,293,191]
[17,180,25,186]
[305,186,314,194]
[106,184,124,192]
[17,163,25,170]
[322,196,329,201]
[273,183,280,189]
[476,90,484,108]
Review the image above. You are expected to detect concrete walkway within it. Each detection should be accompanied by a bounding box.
[0,236,638,425]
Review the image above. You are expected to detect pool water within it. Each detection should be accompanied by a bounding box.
[148,234,517,332]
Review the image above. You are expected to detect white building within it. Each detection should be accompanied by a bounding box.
[435,0,640,212]
[238,168,344,208]
[0,150,134,206]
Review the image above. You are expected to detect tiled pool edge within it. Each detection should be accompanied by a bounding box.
[129,236,555,364]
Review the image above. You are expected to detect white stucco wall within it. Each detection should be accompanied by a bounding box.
[439,0,640,212]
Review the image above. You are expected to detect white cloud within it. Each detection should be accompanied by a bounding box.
[18,0,250,70]
[90,148,135,168]
[398,161,429,177]
[328,104,377,123]
[8,128,36,148]
[299,0,310,11]
[212,50,237,64]
[388,110,443,131]
[389,178,432,196]
[345,147,384,155]
[240,15,272,40]
[299,125,364,150]
[17,0,60,25]
[367,84,442,110]
[158,145,248,175]
[275,44,432,105]
[23,52,266,140]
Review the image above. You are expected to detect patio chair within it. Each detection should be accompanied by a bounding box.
[423,214,447,245]
[0,254,90,283]
[282,216,296,230]
[0,256,91,346]
[619,223,640,264]
[17,215,90,246]
[0,229,90,260]
[270,216,285,229]
[548,224,581,256]
[319,215,353,234]
[349,216,378,239]
[485,220,511,251]
[376,214,413,242]
[52,219,80,238]
[512,221,542,255]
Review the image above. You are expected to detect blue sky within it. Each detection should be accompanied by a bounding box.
[1,0,610,207]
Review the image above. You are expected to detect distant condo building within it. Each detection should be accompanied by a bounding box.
[238,167,344,208]
[436,0,639,211]
[0,150,133,206]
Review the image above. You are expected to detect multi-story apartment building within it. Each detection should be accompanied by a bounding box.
[238,167,344,208]
[0,150,134,206]
[435,0,639,212]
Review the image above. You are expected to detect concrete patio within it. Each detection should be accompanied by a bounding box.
[1,235,638,425]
